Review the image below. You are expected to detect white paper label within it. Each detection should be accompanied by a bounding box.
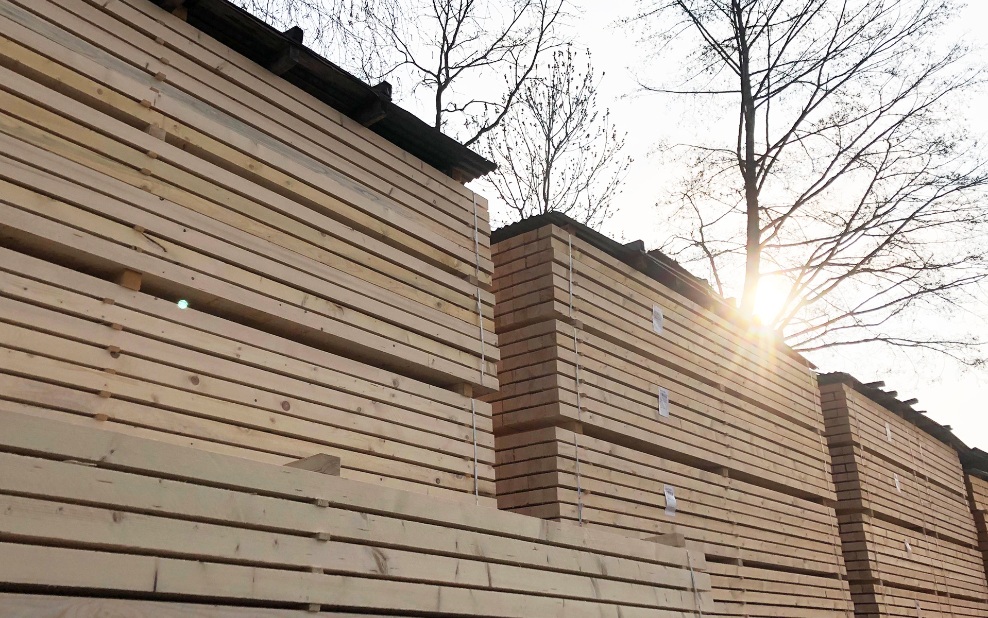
[652,305,664,334]
[904,539,912,555]
[664,485,677,517]
[894,473,901,493]
[658,387,670,418]
[885,422,893,442]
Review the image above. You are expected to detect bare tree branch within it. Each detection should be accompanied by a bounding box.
[482,48,632,228]
[635,0,988,365]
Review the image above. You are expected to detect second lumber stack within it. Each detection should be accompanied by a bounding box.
[488,214,853,617]
[822,375,988,617]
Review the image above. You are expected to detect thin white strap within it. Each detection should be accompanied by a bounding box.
[687,550,703,618]
[567,233,584,525]
[472,193,487,384]
[470,194,484,501]
[568,234,575,314]
[816,430,851,618]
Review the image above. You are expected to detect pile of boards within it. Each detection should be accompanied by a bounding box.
[0,0,498,503]
[0,409,713,616]
[488,218,854,617]
[822,377,988,617]
[967,473,988,577]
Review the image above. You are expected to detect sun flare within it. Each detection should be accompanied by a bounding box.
[752,276,791,326]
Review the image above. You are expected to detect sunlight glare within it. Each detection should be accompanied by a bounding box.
[752,276,790,326]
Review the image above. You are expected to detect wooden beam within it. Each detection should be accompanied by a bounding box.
[284,453,342,477]
[267,45,300,77]
[113,268,142,291]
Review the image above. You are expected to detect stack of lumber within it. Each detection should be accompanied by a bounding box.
[488,217,853,617]
[822,377,988,617]
[0,0,499,501]
[0,409,714,617]
[966,473,988,576]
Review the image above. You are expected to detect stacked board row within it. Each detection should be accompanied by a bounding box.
[0,0,498,500]
[822,380,988,617]
[966,474,988,577]
[0,409,714,616]
[491,223,833,500]
[488,219,853,617]
[496,426,853,618]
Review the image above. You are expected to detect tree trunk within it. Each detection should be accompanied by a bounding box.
[735,2,760,315]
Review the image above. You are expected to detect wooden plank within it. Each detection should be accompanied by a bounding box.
[493,227,821,423]
[0,246,476,414]
[491,320,834,497]
[0,595,348,618]
[0,493,705,610]
[493,427,853,618]
[284,453,342,475]
[0,17,493,320]
[486,222,857,617]
[0,99,497,385]
[0,0,494,280]
[0,408,705,569]
[0,409,716,616]
[823,382,967,497]
[488,301,834,498]
[0,183,495,390]
[0,543,702,618]
[109,0,487,216]
[0,399,492,505]
[0,240,498,498]
[496,427,846,573]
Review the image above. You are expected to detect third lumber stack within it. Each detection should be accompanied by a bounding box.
[822,374,988,617]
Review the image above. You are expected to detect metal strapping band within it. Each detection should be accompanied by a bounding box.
[687,551,704,618]
[470,194,484,500]
[911,426,955,616]
[817,430,852,618]
[471,399,479,500]
[568,233,584,525]
[847,393,890,611]
[573,433,584,525]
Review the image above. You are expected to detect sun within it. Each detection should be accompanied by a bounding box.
[752,276,791,326]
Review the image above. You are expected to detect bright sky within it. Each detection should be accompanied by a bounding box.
[529,0,988,449]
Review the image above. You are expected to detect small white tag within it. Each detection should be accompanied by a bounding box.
[893,473,901,493]
[904,539,911,555]
[652,305,664,334]
[664,485,677,517]
[885,422,893,442]
[915,600,922,615]
[658,387,670,418]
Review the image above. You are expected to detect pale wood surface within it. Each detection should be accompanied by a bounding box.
[823,382,988,615]
[488,225,836,502]
[497,427,854,617]
[0,410,713,616]
[0,247,496,500]
[487,223,852,617]
[967,474,988,590]
[0,0,499,392]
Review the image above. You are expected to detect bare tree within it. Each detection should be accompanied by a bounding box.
[637,0,988,362]
[231,0,567,147]
[369,0,567,146]
[483,48,631,228]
